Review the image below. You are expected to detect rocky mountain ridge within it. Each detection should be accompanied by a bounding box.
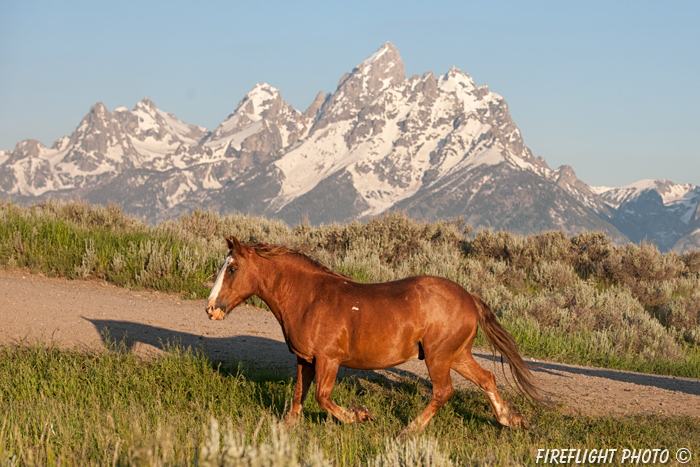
[1,42,698,252]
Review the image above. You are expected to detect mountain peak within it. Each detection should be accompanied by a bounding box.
[136,97,158,110]
[12,139,47,157]
[439,66,478,93]
[304,90,327,119]
[89,102,109,115]
[248,82,278,96]
[553,164,596,197]
[80,102,113,130]
[205,83,291,143]
[340,42,406,96]
[362,41,400,66]
[235,83,284,117]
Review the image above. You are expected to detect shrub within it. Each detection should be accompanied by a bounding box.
[317,212,465,264]
[530,261,577,290]
[34,199,137,231]
[177,208,219,240]
[526,231,572,265]
[570,231,612,278]
[657,296,700,332]
[601,242,681,284]
[500,282,683,361]
[681,250,700,275]
[467,231,528,268]
[1,200,699,375]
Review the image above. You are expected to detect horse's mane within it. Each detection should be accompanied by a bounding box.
[249,243,350,280]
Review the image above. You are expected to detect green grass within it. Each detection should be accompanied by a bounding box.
[0,201,219,298]
[1,342,697,466]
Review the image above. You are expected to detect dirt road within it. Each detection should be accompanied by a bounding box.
[1,268,698,418]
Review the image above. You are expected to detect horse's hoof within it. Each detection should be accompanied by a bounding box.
[283,413,300,427]
[397,427,418,442]
[283,418,295,427]
[350,404,376,423]
[510,414,530,430]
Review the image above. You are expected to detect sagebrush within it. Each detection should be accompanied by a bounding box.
[0,200,699,376]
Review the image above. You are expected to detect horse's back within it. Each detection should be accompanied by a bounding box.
[373,275,476,313]
[340,274,479,337]
[399,275,479,332]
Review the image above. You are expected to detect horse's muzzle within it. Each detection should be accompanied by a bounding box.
[205,301,225,320]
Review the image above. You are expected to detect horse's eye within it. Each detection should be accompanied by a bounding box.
[228,264,237,274]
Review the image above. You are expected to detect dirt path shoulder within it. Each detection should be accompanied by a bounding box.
[1,269,698,418]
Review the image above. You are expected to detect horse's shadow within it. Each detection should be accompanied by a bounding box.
[86,317,291,375]
[85,318,699,404]
[471,350,700,397]
[85,317,458,423]
[84,317,430,385]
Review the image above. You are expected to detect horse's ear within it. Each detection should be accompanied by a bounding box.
[225,236,243,255]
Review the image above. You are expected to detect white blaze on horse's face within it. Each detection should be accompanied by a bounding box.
[206,255,232,320]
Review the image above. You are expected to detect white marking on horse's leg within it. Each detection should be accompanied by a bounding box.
[206,256,232,313]
[485,390,512,426]
[486,391,504,412]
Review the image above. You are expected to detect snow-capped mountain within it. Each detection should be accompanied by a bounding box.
[0,98,208,197]
[1,42,698,252]
[591,180,700,251]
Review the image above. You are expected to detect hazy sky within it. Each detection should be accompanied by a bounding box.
[1,0,698,188]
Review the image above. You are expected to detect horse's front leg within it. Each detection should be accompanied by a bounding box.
[314,357,375,423]
[285,357,315,425]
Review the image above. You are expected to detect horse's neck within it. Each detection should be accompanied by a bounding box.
[255,256,317,321]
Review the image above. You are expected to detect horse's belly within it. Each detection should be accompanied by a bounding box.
[340,342,420,370]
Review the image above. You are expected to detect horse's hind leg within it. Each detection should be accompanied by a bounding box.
[406,359,454,433]
[285,357,315,425]
[313,357,375,424]
[451,350,529,429]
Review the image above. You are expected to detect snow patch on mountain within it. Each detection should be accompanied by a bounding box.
[273,120,355,205]
[595,179,700,213]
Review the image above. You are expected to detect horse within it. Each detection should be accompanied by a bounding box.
[205,236,541,432]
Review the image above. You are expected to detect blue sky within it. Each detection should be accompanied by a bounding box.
[1,0,698,187]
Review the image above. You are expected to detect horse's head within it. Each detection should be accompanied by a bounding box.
[205,236,257,320]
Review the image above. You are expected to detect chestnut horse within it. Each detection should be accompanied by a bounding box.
[206,236,540,432]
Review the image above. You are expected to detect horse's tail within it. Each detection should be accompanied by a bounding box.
[473,294,542,404]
